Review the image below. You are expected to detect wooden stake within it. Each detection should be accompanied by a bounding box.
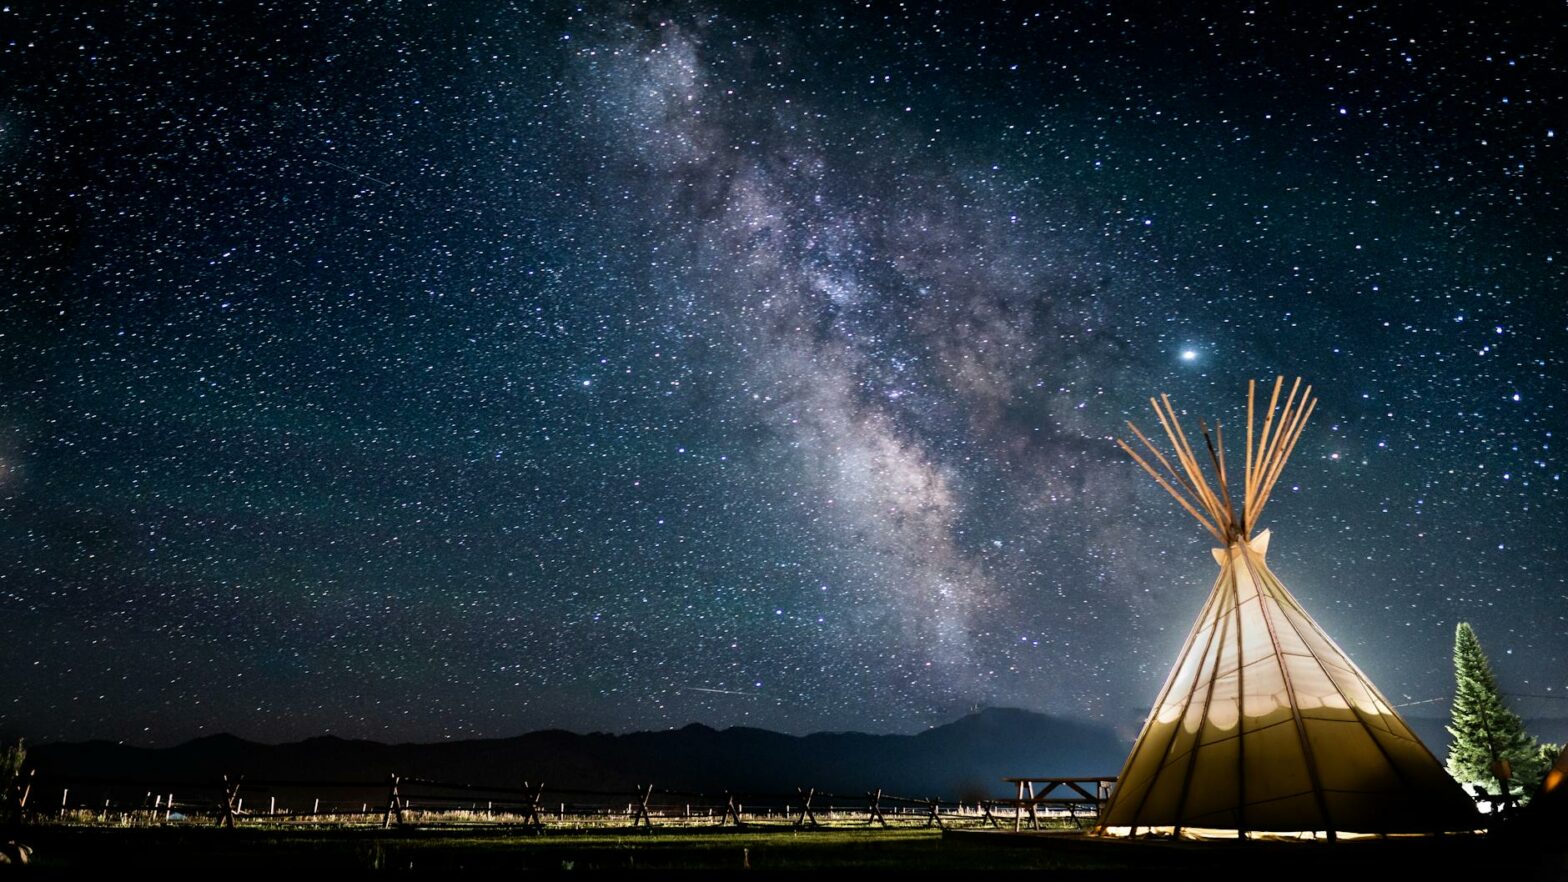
[9,768,32,819]
[865,789,888,827]
[981,800,1000,828]
[631,784,656,828]
[716,791,745,828]
[217,775,242,829]
[523,782,545,831]
[382,774,405,829]
[794,787,820,828]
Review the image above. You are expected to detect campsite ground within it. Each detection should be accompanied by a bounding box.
[16,825,1066,873]
[12,824,1565,875]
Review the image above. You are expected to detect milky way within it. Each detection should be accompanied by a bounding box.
[1,3,1562,744]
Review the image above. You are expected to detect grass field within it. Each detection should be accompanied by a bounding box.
[16,825,1086,872]
[11,823,1567,875]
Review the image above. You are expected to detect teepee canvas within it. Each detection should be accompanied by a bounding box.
[1097,378,1479,839]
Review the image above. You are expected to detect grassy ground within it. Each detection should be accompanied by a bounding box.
[12,823,1567,875]
[15,824,1100,873]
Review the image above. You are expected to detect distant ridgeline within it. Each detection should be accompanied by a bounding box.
[29,708,1126,799]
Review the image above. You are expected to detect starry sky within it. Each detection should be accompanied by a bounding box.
[2,2,1563,746]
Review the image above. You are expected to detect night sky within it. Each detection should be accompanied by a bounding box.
[2,2,1563,746]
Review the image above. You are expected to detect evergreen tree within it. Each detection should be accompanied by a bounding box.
[1446,622,1549,800]
[0,741,19,792]
[0,739,22,828]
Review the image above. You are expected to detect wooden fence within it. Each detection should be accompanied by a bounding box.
[6,768,1114,833]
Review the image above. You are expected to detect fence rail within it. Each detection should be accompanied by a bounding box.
[7,768,1115,833]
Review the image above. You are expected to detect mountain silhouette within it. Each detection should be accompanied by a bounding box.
[29,707,1126,800]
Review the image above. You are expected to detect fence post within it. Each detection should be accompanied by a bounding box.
[865,789,887,827]
[630,784,655,828]
[383,774,405,829]
[717,792,746,828]
[523,783,545,832]
[12,768,32,824]
[217,775,243,829]
[924,797,945,829]
[794,787,819,828]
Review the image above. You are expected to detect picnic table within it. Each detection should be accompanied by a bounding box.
[999,776,1116,831]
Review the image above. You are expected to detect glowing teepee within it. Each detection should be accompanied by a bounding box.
[1097,378,1479,840]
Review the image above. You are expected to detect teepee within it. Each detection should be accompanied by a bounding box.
[1097,377,1479,840]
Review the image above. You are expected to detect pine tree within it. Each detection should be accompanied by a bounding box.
[0,739,22,828]
[1446,622,1547,800]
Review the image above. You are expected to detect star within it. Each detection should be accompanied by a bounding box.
[1,2,1559,745]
